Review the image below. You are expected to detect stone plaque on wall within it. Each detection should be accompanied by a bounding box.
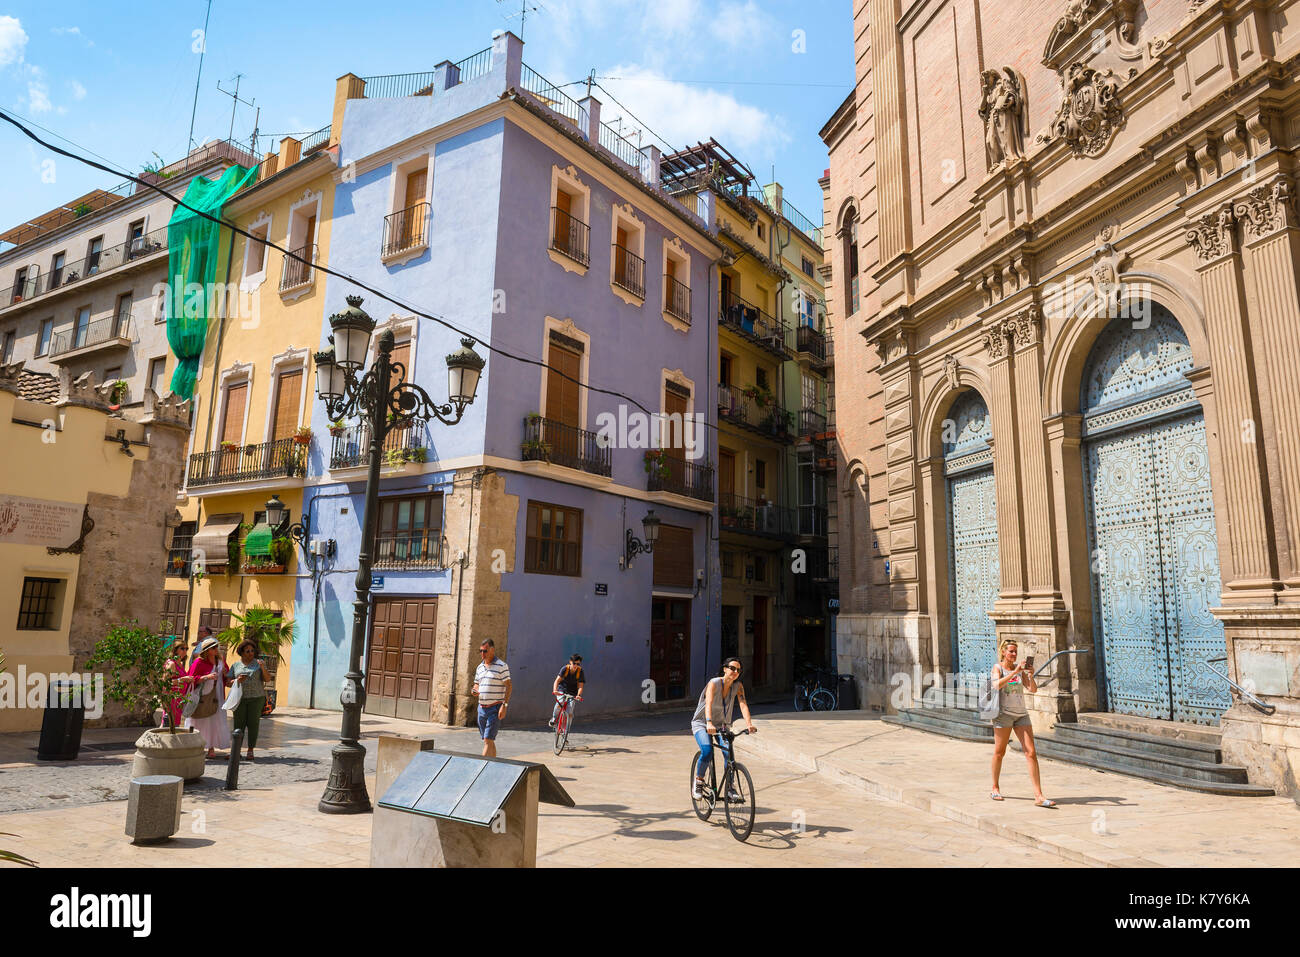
[0,495,86,548]
[1237,651,1291,697]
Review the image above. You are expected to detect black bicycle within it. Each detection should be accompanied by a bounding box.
[793,668,838,712]
[689,728,756,841]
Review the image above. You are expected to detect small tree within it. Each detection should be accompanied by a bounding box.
[84,621,189,733]
[217,607,296,663]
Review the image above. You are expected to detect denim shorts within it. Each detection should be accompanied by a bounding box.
[992,712,1031,729]
[477,703,502,740]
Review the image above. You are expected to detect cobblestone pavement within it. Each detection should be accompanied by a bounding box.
[0,705,1076,867]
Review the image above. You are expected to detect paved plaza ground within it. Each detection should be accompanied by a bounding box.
[1,705,1295,867]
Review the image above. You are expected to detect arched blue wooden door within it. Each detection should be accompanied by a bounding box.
[1082,308,1230,724]
[945,391,999,683]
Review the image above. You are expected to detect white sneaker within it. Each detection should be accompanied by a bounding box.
[692,779,705,799]
[547,719,555,728]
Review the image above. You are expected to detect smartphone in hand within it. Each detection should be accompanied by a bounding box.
[1023,656,1035,674]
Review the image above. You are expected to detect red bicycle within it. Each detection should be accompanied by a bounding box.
[553,692,580,754]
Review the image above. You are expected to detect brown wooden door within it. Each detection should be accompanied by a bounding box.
[365,597,437,720]
[615,226,628,281]
[553,189,572,248]
[305,215,317,251]
[545,340,582,462]
[650,598,690,701]
[719,450,736,507]
[751,595,768,687]
[389,340,411,385]
[402,169,427,245]
[270,370,302,443]
[664,387,689,485]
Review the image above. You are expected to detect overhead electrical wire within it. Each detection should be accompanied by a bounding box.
[0,106,717,426]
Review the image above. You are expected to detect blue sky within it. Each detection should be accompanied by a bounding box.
[0,1,853,235]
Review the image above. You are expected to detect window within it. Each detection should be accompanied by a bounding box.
[17,577,61,630]
[663,243,690,322]
[115,293,133,334]
[525,500,582,576]
[283,200,319,291]
[36,318,53,357]
[244,224,269,276]
[148,357,167,396]
[652,524,694,588]
[390,340,411,385]
[50,252,66,287]
[154,286,167,324]
[11,266,30,304]
[757,222,765,240]
[752,555,768,584]
[269,369,303,442]
[168,521,197,576]
[221,380,249,446]
[719,354,732,386]
[802,373,819,412]
[384,167,428,255]
[756,459,767,490]
[2,331,14,363]
[611,209,645,300]
[796,288,816,328]
[128,219,145,249]
[845,215,860,316]
[86,236,104,275]
[74,306,91,348]
[801,255,814,277]
[756,368,769,391]
[376,492,443,567]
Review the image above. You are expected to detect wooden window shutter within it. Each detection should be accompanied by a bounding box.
[545,341,582,428]
[221,382,248,445]
[390,340,411,384]
[271,370,303,442]
[404,169,427,211]
[653,524,694,588]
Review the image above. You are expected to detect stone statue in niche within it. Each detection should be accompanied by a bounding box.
[978,68,1027,171]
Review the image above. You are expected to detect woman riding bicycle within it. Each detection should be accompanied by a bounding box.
[691,657,757,799]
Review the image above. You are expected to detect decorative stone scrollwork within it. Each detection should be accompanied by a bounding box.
[1043,0,1138,66]
[1185,204,1237,262]
[1234,177,1295,241]
[1005,306,1043,349]
[978,68,1027,171]
[1036,64,1124,157]
[982,325,1009,360]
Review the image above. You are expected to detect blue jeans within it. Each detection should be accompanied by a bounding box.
[694,728,729,778]
[477,703,502,740]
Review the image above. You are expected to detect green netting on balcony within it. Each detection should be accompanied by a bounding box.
[165,163,258,399]
[243,523,274,558]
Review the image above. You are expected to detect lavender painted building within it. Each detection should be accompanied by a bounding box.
[289,34,724,726]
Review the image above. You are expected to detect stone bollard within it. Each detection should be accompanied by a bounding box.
[225,728,244,790]
[126,775,183,845]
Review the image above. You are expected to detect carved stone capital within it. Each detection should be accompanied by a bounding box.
[1005,305,1043,349]
[1185,204,1237,262]
[982,324,1010,360]
[1234,177,1296,242]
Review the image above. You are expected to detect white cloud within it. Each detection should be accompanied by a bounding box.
[708,1,774,51]
[52,25,92,47]
[28,79,51,113]
[68,79,86,100]
[597,63,784,157]
[0,15,28,67]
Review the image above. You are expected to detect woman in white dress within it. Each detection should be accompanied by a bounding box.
[184,636,232,758]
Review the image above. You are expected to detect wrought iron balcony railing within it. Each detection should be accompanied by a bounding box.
[522,415,612,477]
[279,244,316,292]
[665,275,691,322]
[550,207,590,266]
[812,545,839,583]
[50,314,133,358]
[382,202,430,257]
[613,244,645,299]
[719,289,790,357]
[798,407,827,436]
[329,421,421,470]
[798,505,828,538]
[375,529,444,569]
[719,492,796,538]
[796,324,827,362]
[647,453,713,502]
[2,225,169,309]
[717,383,793,443]
[188,437,305,488]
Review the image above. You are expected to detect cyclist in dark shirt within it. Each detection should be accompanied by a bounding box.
[549,654,585,728]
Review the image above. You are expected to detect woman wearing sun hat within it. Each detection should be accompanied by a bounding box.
[184,635,232,758]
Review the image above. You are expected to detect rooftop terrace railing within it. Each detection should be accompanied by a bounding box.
[520,64,588,129]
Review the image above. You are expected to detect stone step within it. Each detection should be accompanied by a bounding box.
[1049,722,1223,763]
[1035,734,1274,796]
[1076,711,1222,747]
[883,706,992,742]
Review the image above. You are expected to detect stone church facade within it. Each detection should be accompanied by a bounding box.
[822,0,1300,798]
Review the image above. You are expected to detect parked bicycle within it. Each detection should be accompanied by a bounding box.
[552,692,579,754]
[689,728,756,841]
[793,668,838,712]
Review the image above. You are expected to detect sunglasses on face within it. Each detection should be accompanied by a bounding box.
[725,665,740,673]
[480,648,491,655]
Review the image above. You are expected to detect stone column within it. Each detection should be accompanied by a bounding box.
[1236,176,1300,601]
[981,321,1025,604]
[1184,203,1278,602]
[1045,413,1096,713]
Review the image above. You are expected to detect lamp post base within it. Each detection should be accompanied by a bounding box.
[318,742,372,814]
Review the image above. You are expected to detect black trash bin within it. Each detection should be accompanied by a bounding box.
[836,674,859,711]
[37,680,85,761]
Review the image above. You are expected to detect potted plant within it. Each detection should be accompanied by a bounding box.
[220,440,239,453]
[72,202,92,218]
[521,438,552,462]
[226,537,241,578]
[107,379,128,410]
[643,449,671,480]
[84,621,206,781]
[170,555,186,574]
[720,504,737,528]
[292,425,313,446]
[328,418,346,437]
[270,535,293,568]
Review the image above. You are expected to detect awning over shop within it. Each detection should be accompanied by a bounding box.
[243,523,274,557]
[190,513,244,566]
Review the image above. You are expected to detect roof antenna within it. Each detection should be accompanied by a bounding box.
[217,74,256,145]
[185,0,214,171]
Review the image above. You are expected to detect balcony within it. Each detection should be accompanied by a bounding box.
[2,225,168,310]
[188,437,306,489]
[796,324,828,367]
[50,315,133,362]
[719,290,790,358]
[798,407,827,437]
[521,415,611,477]
[717,383,794,444]
[279,243,316,293]
[375,528,444,570]
[814,435,838,473]
[719,492,796,539]
[329,421,424,471]
[550,207,590,266]
[646,452,713,502]
[382,202,430,259]
[665,275,691,323]
[613,245,645,299]
[798,505,828,538]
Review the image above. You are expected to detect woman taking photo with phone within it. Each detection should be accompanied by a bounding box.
[989,639,1055,807]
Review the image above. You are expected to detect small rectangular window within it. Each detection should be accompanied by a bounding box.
[376,492,443,567]
[2,330,14,363]
[17,577,61,630]
[36,318,53,357]
[525,500,583,576]
[148,357,167,397]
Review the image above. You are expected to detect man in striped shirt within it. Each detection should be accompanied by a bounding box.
[472,639,511,757]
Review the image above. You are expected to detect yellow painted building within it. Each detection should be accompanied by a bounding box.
[168,126,338,704]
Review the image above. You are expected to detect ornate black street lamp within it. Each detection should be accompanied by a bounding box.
[623,509,662,568]
[312,295,484,814]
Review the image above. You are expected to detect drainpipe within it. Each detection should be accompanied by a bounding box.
[450,467,487,725]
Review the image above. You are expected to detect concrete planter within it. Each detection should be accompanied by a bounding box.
[131,728,206,782]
